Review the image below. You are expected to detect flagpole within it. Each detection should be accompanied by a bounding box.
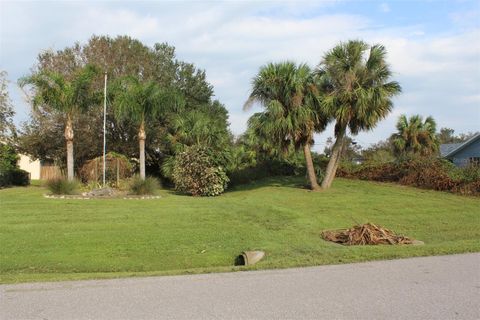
[103,71,107,187]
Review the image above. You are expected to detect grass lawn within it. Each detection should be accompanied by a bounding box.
[1,177,479,284]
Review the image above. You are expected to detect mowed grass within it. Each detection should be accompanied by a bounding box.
[1,177,479,283]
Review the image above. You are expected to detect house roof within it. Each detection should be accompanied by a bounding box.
[440,143,462,157]
[440,133,480,158]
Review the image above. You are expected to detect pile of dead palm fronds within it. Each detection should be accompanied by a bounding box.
[321,223,413,245]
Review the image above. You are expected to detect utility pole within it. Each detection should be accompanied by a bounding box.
[103,71,107,187]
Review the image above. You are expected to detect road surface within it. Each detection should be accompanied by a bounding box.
[1,253,479,319]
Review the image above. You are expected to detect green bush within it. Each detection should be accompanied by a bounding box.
[448,164,480,183]
[228,160,297,186]
[228,154,327,187]
[173,145,229,196]
[0,168,30,187]
[129,176,159,195]
[10,169,30,186]
[46,178,80,195]
[0,143,29,187]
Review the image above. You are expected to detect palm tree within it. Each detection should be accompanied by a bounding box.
[392,114,439,157]
[167,110,230,151]
[245,113,283,159]
[244,62,328,190]
[112,76,182,179]
[316,40,401,189]
[19,65,99,181]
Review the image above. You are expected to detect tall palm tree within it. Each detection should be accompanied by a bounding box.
[392,114,439,157]
[19,65,99,181]
[317,40,401,189]
[112,76,182,179]
[244,62,328,190]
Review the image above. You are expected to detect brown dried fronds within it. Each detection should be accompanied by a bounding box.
[321,223,413,245]
[79,152,133,183]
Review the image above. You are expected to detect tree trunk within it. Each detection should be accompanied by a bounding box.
[64,115,74,181]
[138,120,146,180]
[303,143,320,191]
[321,129,345,189]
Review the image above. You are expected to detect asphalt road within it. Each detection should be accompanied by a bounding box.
[1,253,479,320]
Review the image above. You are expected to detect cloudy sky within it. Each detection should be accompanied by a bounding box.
[1,0,479,151]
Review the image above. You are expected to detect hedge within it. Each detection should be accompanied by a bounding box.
[0,168,30,187]
[337,158,480,196]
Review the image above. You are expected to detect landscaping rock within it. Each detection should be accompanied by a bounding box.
[82,187,116,197]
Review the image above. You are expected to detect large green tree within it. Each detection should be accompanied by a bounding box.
[317,40,401,189]
[392,114,439,158]
[19,65,99,180]
[245,62,327,190]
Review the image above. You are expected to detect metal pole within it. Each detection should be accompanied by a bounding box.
[103,71,107,187]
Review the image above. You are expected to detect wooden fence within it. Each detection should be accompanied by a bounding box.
[40,165,63,180]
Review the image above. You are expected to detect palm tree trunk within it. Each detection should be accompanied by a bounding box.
[303,143,320,191]
[138,120,146,180]
[64,115,74,181]
[321,130,345,189]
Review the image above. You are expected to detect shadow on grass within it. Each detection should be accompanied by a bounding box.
[227,175,309,193]
[157,176,310,197]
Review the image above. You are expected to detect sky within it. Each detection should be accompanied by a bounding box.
[1,0,479,151]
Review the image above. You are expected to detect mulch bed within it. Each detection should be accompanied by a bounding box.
[321,223,420,246]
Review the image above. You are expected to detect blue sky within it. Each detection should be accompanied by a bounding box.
[1,0,479,150]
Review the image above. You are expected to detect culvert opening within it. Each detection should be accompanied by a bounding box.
[234,254,246,266]
[234,251,265,266]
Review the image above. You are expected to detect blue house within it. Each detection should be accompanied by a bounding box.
[440,133,480,167]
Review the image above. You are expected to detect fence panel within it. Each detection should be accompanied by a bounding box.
[40,165,63,180]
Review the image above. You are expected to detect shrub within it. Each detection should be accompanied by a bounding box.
[129,176,159,195]
[0,168,30,187]
[337,158,480,196]
[228,155,327,187]
[10,169,30,186]
[398,159,456,191]
[337,161,400,182]
[228,162,277,186]
[173,145,229,196]
[0,143,29,187]
[452,180,480,196]
[448,164,480,184]
[46,178,80,195]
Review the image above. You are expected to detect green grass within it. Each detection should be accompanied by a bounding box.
[1,177,479,284]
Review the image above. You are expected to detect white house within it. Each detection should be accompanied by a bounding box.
[17,154,41,179]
